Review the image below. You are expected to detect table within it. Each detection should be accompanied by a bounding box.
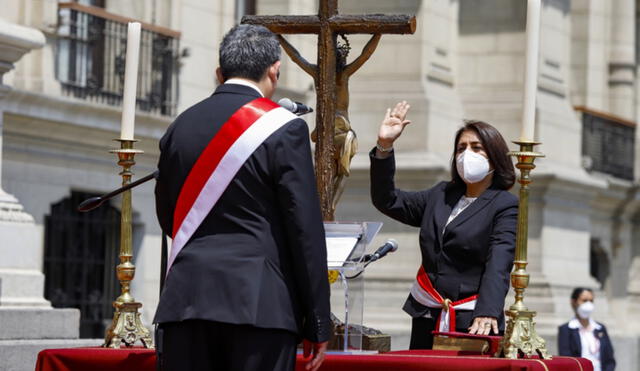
[35,347,593,371]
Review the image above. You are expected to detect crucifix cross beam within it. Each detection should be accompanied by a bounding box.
[243,0,416,220]
[243,13,416,34]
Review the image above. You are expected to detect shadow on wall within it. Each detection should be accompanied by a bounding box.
[590,238,610,289]
[458,0,570,35]
[338,0,421,15]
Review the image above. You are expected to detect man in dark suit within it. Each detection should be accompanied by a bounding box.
[558,288,616,371]
[154,24,331,371]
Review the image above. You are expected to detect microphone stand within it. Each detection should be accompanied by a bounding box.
[77,170,159,212]
[160,232,167,295]
[76,169,169,294]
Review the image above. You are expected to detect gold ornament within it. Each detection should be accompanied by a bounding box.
[328,269,340,284]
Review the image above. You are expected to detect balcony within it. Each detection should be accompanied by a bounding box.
[578,106,636,181]
[56,2,180,116]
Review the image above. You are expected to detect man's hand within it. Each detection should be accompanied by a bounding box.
[302,340,328,371]
[468,316,499,335]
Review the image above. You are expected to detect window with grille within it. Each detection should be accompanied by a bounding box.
[56,2,180,116]
[579,107,636,181]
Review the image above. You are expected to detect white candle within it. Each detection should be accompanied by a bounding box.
[120,22,141,140]
[520,0,541,142]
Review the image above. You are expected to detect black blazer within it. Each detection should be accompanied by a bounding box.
[370,150,517,331]
[153,84,332,343]
[558,321,616,371]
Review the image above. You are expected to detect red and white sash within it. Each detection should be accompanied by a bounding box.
[167,98,296,275]
[410,266,478,332]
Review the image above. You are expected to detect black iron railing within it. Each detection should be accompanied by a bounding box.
[56,2,180,116]
[579,107,636,180]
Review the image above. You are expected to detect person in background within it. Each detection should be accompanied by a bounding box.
[558,288,616,371]
[370,101,518,348]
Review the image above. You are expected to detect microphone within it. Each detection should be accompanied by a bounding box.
[367,239,399,263]
[278,98,314,116]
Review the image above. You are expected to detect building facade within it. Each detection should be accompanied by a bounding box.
[0,0,638,369]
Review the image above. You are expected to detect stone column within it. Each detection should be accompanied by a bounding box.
[609,0,636,121]
[0,18,48,307]
[0,19,44,214]
[0,18,79,343]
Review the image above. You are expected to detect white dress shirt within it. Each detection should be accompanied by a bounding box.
[444,196,477,232]
[224,78,264,97]
[568,317,602,371]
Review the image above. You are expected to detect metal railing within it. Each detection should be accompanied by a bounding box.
[578,106,636,181]
[56,2,180,116]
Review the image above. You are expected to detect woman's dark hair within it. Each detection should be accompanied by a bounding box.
[570,287,593,301]
[450,120,516,190]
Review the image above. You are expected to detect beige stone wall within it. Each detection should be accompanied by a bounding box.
[570,0,611,110]
[258,0,316,104]
[2,1,640,367]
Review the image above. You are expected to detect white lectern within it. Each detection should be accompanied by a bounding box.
[325,221,382,352]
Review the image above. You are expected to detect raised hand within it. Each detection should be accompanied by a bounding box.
[377,101,411,149]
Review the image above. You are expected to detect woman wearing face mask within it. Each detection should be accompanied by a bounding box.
[370,101,517,349]
[558,288,616,371]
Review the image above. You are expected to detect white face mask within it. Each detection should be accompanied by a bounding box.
[576,301,594,319]
[456,149,492,184]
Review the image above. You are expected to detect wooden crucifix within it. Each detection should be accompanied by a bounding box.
[243,0,415,220]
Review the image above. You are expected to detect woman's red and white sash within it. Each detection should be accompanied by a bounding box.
[410,266,478,332]
[167,98,296,275]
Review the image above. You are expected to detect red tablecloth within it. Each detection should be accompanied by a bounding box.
[35,348,155,371]
[35,347,593,371]
[314,350,594,371]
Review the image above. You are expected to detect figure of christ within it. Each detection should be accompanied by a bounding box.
[278,34,381,212]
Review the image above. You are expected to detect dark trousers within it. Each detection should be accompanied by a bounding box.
[409,317,437,350]
[156,320,297,371]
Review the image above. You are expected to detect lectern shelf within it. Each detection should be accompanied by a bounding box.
[324,221,382,269]
[324,222,382,352]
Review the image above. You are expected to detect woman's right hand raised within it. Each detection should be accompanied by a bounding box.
[377,101,411,150]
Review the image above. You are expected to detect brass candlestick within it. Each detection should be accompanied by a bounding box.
[497,140,550,359]
[103,139,153,349]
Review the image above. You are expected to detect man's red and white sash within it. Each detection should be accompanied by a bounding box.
[167,98,296,275]
[410,266,478,332]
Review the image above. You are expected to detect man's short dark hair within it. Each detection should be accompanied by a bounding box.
[219,24,281,82]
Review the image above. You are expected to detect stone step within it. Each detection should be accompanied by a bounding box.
[0,269,50,307]
[362,322,410,337]
[389,333,411,350]
[363,317,411,333]
[0,307,80,340]
[0,338,103,371]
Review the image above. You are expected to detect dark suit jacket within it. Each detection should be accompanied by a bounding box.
[153,83,332,343]
[558,321,616,371]
[370,150,517,331]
